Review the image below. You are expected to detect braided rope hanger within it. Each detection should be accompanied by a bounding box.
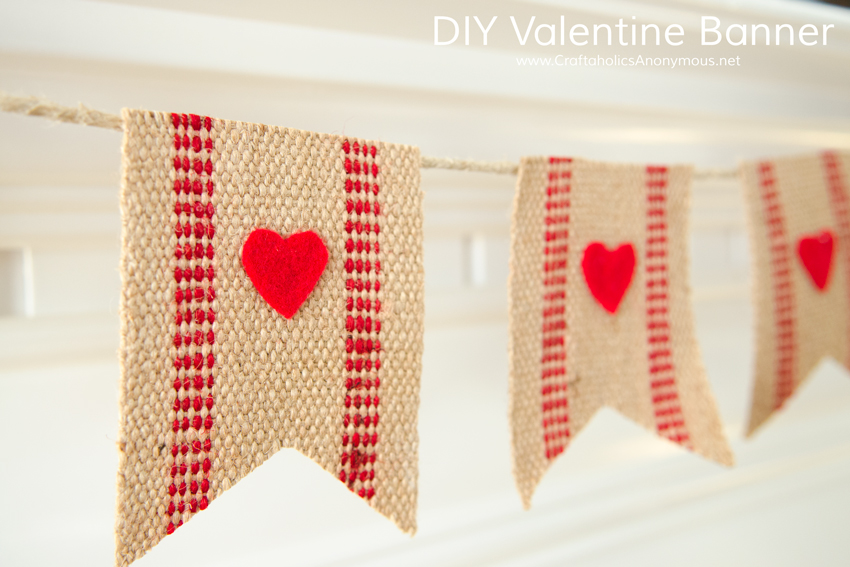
[1,91,740,179]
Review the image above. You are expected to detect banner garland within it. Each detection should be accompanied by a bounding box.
[1,92,848,564]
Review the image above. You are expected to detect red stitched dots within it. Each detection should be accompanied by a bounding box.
[643,166,691,447]
[339,140,381,499]
[169,112,216,533]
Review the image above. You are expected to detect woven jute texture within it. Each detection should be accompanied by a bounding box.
[741,151,850,435]
[117,109,423,566]
[508,157,733,508]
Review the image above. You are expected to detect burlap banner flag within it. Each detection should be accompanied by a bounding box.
[508,157,733,507]
[117,110,423,565]
[742,151,850,435]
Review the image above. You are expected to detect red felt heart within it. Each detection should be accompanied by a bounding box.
[581,242,636,314]
[797,230,835,291]
[241,229,329,318]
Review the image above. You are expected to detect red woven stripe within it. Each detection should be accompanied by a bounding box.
[167,113,216,535]
[339,140,380,501]
[645,166,692,448]
[541,158,572,460]
[757,162,797,408]
[823,152,850,367]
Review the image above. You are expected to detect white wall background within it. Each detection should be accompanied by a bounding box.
[1,1,850,565]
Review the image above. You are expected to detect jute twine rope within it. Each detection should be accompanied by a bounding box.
[0,90,743,179]
[1,92,123,131]
[420,155,520,175]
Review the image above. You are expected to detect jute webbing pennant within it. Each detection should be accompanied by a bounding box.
[117,110,423,565]
[508,157,733,507]
[741,151,850,435]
